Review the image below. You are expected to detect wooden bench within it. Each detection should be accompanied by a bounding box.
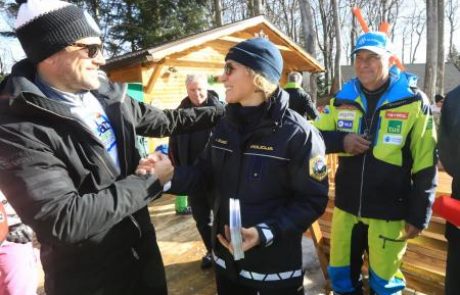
[309,154,451,294]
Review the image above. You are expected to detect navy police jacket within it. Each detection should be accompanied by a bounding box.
[171,88,328,289]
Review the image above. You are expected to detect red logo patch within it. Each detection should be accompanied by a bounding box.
[385,112,409,120]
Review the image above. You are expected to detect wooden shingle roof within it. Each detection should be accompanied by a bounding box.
[104,15,324,74]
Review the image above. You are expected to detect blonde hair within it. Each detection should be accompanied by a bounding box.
[247,68,278,100]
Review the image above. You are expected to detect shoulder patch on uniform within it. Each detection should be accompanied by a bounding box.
[309,155,327,181]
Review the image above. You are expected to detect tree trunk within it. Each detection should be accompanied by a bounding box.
[331,0,342,94]
[249,0,264,16]
[247,0,254,17]
[350,4,357,64]
[299,0,318,102]
[424,0,438,102]
[436,0,445,95]
[381,0,391,22]
[402,26,406,63]
[213,0,223,26]
[446,0,459,62]
[87,0,101,24]
[318,0,331,92]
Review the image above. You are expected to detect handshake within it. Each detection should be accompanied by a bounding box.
[135,152,174,186]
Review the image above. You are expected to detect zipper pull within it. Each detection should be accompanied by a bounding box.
[363,129,372,141]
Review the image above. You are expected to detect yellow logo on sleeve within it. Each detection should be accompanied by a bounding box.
[309,155,327,181]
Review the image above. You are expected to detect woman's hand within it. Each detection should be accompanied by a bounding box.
[217,225,261,254]
[135,152,174,185]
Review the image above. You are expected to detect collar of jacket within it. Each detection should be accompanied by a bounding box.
[335,65,420,111]
[225,87,288,131]
[284,82,301,89]
[0,59,126,118]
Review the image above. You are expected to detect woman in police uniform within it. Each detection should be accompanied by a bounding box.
[170,38,328,295]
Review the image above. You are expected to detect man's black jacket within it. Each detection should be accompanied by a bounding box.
[169,90,222,167]
[439,85,460,242]
[0,59,223,294]
[285,86,318,120]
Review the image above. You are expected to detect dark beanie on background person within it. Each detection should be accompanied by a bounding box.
[435,94,445,104]
[14,0,101,64]
[225,37,283,84]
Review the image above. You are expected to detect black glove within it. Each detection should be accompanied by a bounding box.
[6,223,33,244]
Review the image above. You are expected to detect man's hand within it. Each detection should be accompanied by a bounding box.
[136,152,164,175]
[343,133,371,155]
[152,155,174,186]
[402,223,422,240]
[136,152,174,186]
[217,225,260,254]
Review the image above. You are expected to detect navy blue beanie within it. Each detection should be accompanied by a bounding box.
[225,38,283,83]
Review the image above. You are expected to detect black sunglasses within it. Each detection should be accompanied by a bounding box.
[224,62,234,75]
[71,43,103,58]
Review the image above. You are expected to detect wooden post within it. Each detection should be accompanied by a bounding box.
[144,59,166,95]
[308,221,330,292]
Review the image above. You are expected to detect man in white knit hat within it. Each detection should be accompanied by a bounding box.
[0,1,223,294]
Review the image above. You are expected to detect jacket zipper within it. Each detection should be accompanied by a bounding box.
[357,111,374,217]
[128,215,142,239]
[356,97,416,217]
[25,99,118,180]
[116,84,129,175]
[334,99,368,216]
[25,93,146,242]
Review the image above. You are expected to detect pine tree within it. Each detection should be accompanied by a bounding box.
[106,0,210,54]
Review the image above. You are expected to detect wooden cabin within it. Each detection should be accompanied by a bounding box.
[103,15,324,151]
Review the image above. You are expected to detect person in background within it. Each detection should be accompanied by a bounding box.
[314,31,437,295]
[169,74,222,269]
[432,94,445,170]
[138,37,328,295]
[284,71,319,120]
[438,85,460,295]
[0,191,38,295]
[431,94,444,126]
[432,94,445,113]
[0,0,223,294]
